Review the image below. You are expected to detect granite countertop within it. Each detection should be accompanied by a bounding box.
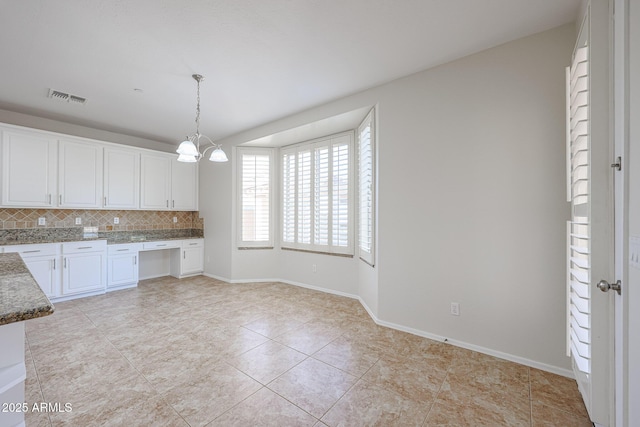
[0,228,204,247]
[0,253,54,326]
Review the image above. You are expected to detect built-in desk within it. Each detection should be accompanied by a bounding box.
[136,238,204,281]
[0,233,204,301]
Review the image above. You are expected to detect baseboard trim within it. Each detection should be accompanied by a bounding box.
[277,278,360,300]
[200,272,574,378]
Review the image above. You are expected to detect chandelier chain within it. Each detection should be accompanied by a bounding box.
[195,76,201,136]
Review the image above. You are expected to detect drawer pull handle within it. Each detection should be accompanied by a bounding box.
[77,246,92,249]
[156,244,167,247]
[117,249,128,252]
[23,250,41,253]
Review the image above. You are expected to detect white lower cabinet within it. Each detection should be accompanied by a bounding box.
[62,241,107,297]
[3,243,60,298]
[107,243,141,290]
[170,238,204,278]
[1,237,204,300]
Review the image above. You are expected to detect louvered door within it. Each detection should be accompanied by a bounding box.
[566,2,612,424]
[567,44,590,376]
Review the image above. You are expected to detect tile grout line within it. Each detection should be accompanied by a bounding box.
[24,332,53,427]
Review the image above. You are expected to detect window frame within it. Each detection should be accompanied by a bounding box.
[280,131,354,256]
[236,147,275,248]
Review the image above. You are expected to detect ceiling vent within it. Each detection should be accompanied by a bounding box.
[48,89,87,105]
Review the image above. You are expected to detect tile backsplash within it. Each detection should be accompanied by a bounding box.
[0,209,203,232]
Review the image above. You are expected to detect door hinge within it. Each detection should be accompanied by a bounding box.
[611,156,622,171]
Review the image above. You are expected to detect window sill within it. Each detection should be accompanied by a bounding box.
[281,247,353,258]
[237,246,274,250]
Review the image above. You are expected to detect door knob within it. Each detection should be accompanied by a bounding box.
[597,279,622,295]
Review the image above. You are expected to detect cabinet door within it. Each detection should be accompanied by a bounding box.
[63,252,106,295]
[1,130,57,207]
[107,253,138,288]
[58,139,103,208]
[182,246,204,275]
[171,159,198,210]
[104,147,140,209]
[23,256,59,298]
[140,153,171,210]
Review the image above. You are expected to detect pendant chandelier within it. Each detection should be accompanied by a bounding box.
[176,74,228,163]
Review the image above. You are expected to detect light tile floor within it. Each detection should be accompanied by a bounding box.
[23,275,592,426]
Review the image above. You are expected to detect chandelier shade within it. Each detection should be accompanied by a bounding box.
[176,74,228,163]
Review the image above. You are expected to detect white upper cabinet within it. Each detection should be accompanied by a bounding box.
[171,159,198,210]
[58,139,104,208]
[0,123,198,211]
[1,129,57,207]
[141,153,198,211]
[140,153,172,210]
[104,147,140,209]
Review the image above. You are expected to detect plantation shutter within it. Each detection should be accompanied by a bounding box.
[332,138,350,248]
[314,146,330,245]
[567,45,590,374]
[282,152,296,244]
[238,148,273,247]
[358,110,374,265]
[297,150,312,245]
[280,131,353,254]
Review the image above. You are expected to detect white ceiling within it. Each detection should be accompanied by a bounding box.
[0,0,580,147]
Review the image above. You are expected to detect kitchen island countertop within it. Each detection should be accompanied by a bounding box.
[0,253,54,326]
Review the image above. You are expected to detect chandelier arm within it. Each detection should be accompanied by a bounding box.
[200,144,220,157]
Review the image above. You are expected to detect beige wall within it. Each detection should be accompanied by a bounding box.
[202,24,575,373]
[376,23,573,372]
[0,109,175,153]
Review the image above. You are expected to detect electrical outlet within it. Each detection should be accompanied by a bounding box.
[38,217,46,226]
[450,302,460,316]
[113,217,119,224]
[173,217,177,223]
[75,217,82,225]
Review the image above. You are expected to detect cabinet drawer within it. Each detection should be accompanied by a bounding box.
[3,243,59,257]
[142,240,180,251]
[108,243,141,255]
[62,240,107,254]
[182,239,204,248]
